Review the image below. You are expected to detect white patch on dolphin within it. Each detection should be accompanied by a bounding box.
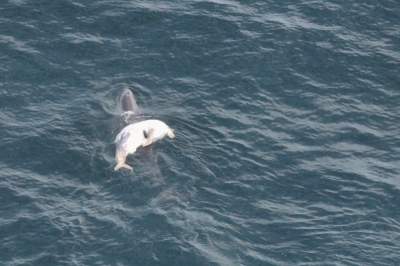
[114,119,175,170]
[121,111,137,124]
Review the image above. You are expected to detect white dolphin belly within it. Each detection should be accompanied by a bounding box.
[114,119,175,170]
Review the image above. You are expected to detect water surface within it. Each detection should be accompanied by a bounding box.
[1,0,399,265]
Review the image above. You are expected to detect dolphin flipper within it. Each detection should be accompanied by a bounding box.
[142,129,154,147]
[143,130,149,139]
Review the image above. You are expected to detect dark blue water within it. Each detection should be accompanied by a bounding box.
[1,0,400,265]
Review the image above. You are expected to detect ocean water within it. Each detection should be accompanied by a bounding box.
[1,0,400,265]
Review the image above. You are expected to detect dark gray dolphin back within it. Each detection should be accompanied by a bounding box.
[117,85,143,124]
[119,85,140,113]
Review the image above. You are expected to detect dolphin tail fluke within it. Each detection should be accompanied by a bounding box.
[114,163,133,171]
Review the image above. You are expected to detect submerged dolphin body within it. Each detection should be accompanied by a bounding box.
[114,120,175,170]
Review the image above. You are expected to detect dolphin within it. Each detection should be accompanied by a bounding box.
[114,120,175,170]
[113,86,189,203]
